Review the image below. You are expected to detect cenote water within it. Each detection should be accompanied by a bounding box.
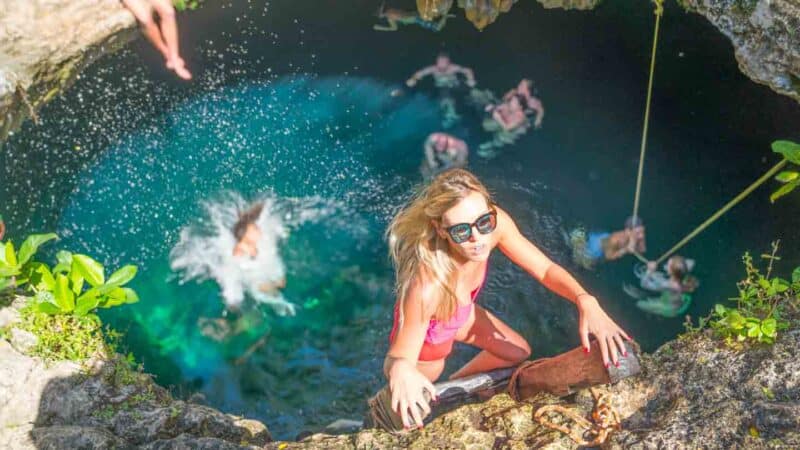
[2,0,800,439]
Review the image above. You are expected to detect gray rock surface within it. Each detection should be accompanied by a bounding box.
[0,0,137,143]
[0,318,271,449]
[682,0,800,103]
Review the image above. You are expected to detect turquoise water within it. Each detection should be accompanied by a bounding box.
[2,0,800,439]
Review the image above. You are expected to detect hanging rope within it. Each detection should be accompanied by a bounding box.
[631,0,664,223]
[649,159,789,265]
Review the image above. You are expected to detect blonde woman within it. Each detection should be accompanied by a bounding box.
[384,169,631,428]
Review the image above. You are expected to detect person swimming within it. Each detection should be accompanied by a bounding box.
[121,0,192,80]
[566,216,647,270]
[478,95,530,157]
[421,132,469,178]
[381,168,631,428]
[169,196,296,317]
[624,256,699,318]
[373,3,454,32]
[502,79,544,129]
[406,53,477,128]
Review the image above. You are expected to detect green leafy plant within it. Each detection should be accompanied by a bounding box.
[173,0,202,11]
[30,250,139,317]
[0,233,58,291]
[708,242,799,346]
[770,140,800,203]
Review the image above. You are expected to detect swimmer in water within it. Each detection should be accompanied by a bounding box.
[624,256,699,318]
[373,3,454,32]
[121,0,192,80]
[566,217,647,270]
[382,168,631,428]
[232,202,289,300]
[406,53,477,128]
[478,95,530,157]
[422,132,468,178]
[503,79,544,129]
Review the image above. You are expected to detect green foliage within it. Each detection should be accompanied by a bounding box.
[707,242,799,347]
[0,233,58,289]
[173,0,202,11]
[1,233,139,317]
[17,305,109,361]
[771,140,800,203]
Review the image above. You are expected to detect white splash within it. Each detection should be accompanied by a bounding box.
[169,193,295,316]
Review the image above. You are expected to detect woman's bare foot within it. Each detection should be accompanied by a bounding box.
[166,57,192,80]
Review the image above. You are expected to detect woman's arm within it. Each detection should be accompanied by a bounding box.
[495,208,631,365]
[384,275,438,428]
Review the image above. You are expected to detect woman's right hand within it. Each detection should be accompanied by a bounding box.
[387,358,437,429]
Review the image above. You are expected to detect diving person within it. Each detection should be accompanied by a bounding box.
[122,0,192,80]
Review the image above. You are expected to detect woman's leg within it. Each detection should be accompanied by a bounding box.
[150,0,192,79]
[449,305,531,380]
[122,0,169,60]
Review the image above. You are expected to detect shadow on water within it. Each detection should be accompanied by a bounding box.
[2,0,800,440]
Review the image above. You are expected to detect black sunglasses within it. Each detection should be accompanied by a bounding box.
[444,209,498,244]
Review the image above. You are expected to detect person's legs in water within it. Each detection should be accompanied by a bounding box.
[439,92,460,128]
[150,0,192,80]
[449,305,531,380]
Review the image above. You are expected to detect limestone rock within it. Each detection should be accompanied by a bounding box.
[30,425,127,450]
[0,330,272,449]
[0,0,138,142]
[681,0,800,102]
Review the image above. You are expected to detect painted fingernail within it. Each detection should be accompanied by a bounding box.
[623,351,628,357]
[418,425,424,430]
[604,361,609,368]
[583,347,590,354]
[614,361,620,367]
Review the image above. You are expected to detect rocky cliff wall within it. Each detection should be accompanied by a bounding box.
[0,0,137,143]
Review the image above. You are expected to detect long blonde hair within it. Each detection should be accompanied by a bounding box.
[387,168,492,322]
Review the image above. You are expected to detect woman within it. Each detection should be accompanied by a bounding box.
[384,169,631,428]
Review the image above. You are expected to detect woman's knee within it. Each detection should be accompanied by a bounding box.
[151,0,176,18]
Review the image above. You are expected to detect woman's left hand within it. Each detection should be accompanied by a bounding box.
[576,295,632,367]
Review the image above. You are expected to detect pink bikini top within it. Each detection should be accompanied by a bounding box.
[424,281,483,345]
[389,264,488,345]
